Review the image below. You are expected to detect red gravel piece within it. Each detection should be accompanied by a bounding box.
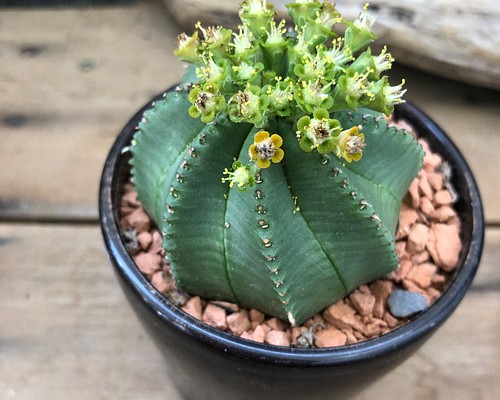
[227,310,252,336]
[315,327,347,348]
[181,296,203,320]
[202,303,228,330]
[132,252,161,279]
[349,286,376,316]
[265,330,291,346]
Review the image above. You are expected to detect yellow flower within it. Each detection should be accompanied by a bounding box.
[335,125,366,163]
[248,130,285,169]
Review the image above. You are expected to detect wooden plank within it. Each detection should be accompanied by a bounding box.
[473,227,500,291]
[0,223,182,399]
[0,223,498,399]
[0,0,185,221]
[0,1,499,222]
[357,293,500,400]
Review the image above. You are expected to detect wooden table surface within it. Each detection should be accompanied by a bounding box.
[1,1,499,399]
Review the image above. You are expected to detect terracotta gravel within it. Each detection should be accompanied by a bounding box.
[119,117,462,348]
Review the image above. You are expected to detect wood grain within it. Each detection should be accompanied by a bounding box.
[0,223,498,399]
[0,0,499,222]
[0,0,184,221]
[0,223,182,399]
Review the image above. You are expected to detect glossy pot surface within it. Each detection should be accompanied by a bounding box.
[99,93,484,400]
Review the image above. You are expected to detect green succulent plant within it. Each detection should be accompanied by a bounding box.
[130,0,424,325]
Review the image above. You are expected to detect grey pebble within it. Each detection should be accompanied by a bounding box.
[388,289,428,318]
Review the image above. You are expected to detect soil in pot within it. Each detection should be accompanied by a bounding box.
[118,115,463,348]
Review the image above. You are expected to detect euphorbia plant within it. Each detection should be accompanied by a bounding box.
[130,0,423,326]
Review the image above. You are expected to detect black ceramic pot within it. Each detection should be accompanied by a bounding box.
[99,91,484,400]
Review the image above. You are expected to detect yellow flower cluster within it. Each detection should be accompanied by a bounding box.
[248,131,285,169]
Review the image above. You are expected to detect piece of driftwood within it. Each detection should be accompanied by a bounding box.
[163,0,500,90]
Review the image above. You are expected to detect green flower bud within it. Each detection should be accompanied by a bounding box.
[228,84,269,126]
[348,48,375,75]
[232,61,265,86]
[195,22,233,60]
[349,46,393,80]
[331,68,375,110]
[322,39,353,72]
[174,32,202,64]
[239,0,275,39]
[230,24,263,64]
[296,108,341,154]
[344,4,376,53]
[315,2,342,32]
[294,46,334,82]
[221,160,258,192]
[196,55,229,86]
[300,3,340,48]
[372,46,394,76]
[264,78,294,117]
[294,79,333,113]
[188,81,226,123]
[368,76,406,115]
[303,19,336,49]
[286,0,322,30]
[261,19,289,74]
[261,69,278,86]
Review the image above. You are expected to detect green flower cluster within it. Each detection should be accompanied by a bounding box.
[175,0,406,190]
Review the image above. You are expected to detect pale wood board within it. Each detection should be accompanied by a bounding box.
[0,0,499,222]
[0,223,498,399]
[0,0,185,221]
[0,223,182,399]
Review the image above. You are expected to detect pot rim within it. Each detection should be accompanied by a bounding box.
[99,90,484,367]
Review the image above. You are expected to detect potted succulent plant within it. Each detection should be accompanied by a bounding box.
[99,1,484,399]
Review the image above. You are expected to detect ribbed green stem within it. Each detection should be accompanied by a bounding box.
[131,92,423,324]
